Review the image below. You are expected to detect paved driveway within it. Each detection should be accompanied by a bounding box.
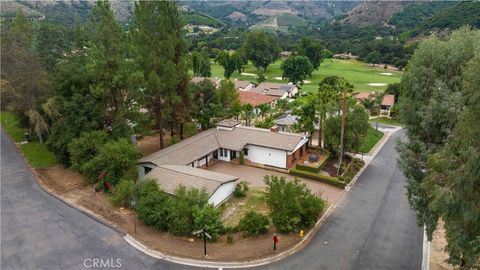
[205,161,344,204]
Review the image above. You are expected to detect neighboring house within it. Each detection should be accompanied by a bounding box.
[381,94,395,114]
[190,76,221,87]
[251,82,298,99]
[333,53,359,60]
[275,110,299,132]
[234,79,255,91]
[354,92,375,102]
[238,91,279,115]
[139,120,309,205]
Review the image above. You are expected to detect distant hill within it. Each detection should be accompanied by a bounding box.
[340,1,410,27]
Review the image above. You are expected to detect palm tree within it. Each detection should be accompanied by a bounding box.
[256,103,270,120]
[321,76,354,174]
[242,103,254,126]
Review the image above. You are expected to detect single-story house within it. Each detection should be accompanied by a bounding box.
[354,92,375,102]
[251,82,298,99]
[190,76,221,87]
[381,94,395,114]
[238,91,279,115]
[275,110,299,132]
[147,165,238,207]
[234,79,255,91]
[139,120,309,205]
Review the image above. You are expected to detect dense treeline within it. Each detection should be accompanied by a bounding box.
[398,27,480,268]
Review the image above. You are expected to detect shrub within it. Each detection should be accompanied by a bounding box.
[135,179,160,198]
[193,204,224,241]
[110,177,135,207]
[135,184,169,231]
[167,186,209,236]
[233,181,249,198]
[264,175,325,233]
[68,130,110,174]
[339,158,365,184]
[295,163,321,173]
[239,151,245,164]
[289,168,345,188]
[82,139,140,186]
[238,211,270,237]
[227,234,234,244]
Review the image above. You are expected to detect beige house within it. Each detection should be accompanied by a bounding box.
[139,120,309,205]
[251,82,298,99]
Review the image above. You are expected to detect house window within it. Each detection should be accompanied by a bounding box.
[299,147,303,156]
[224,149,228,157]
[144,166,152,175]
[220,148,224,157]
[243,148,249,156]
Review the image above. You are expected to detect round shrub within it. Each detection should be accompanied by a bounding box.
[238,211,270,237]
[233,181,249,198]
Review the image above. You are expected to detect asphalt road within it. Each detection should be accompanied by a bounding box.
[1,128,422,270]
[251,129,423,270]
[0,131,185,270]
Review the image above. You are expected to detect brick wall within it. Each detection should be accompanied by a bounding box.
[286,144,307,169]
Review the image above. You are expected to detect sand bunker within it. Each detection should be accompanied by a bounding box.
[274,76,283,80]
[241,72,256,76]
[381,72,393,76]
[368,83,387,86]
[303,80,311,84]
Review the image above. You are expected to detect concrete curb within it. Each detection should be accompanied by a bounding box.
[1,129,126,236]
[422,226,431,270]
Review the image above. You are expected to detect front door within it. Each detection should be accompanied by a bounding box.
[230,150,237,160]
[213,150,218,159]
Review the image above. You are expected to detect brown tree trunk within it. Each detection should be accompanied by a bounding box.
[318,113,323,148]
[338,98,346,175]
[155,96,164,149]
[179,123,184,140]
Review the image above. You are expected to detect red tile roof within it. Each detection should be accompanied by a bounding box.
[381,94,395,107]
[238,91,279,107]
[355,92,373,101]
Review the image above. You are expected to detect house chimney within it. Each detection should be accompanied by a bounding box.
[270,125,279,133]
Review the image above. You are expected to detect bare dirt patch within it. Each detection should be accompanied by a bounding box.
[33,165,305,261]
[430,220,454,270]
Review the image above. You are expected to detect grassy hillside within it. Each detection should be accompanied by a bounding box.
[211,59,402,93]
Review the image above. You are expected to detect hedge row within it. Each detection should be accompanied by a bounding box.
[295,163,321,173]
[289,168,346,189]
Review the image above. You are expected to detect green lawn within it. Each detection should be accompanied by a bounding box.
[19,143,56,167]
[1,111,56,167]
[359,126,384,154]
[0,111,25,142]
[211,59,402,93]
[369,117,402,126]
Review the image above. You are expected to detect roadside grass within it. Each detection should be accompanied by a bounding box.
[359,126,384,154]
[221,188,268,228]
[1,111,56,167]
[369,117,402,126]
[0,111,25,142]
[19,143,56,167]
[211,59,402,93]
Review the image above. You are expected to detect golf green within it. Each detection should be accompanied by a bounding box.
[211,59,402,93]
